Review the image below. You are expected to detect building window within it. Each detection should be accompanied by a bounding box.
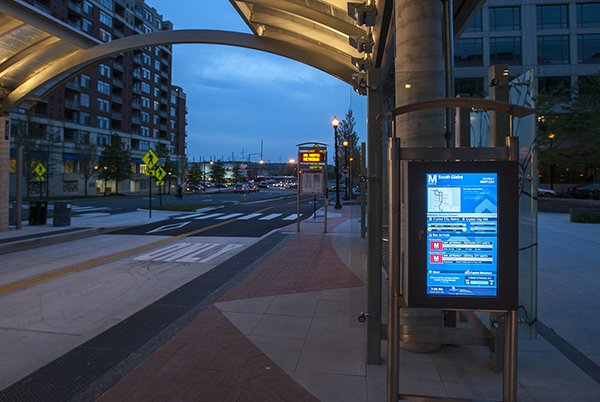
[463,9,482,33]
[83,1,93,15]
[577,34,600,64]
[455,38,483,67]
[577,3,600,28]
[489,7,520,31]
[100,28,112,42]
[141,126,150,137]
[80,74,91,88]
[154,74,161,84]
[80,112,90,126]
[141,111,150,123]
[140,141,149,151]
[97,80,111,95]
[537,5,568,30]
[538,77,571,99]
[82,19,92,33]
[141,97,150,108]
[153,115,159,124]
[141,82,151,94]
[490,36,522,65]
[100,0,113,11]
[153,128,159,138]
[538,35,570,65]
[99,10,113,27]
[170,107,176,117]
[142,67,151,80]
[154,87,160,97]
[153,100,160,111]
[455,78,485,98]
[97,134,110,146]
[80,93,90,107]
[99,64,111,78]
[98,116,110,129]
[98,98,110,112]
[64,160,79,174]
[142,53,151,65]
[154,60,160,70]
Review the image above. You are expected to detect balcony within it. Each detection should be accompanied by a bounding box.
[131,115,141,124]
[113,78,124,88]
[160,69,168,79]
[64,99,79,109]
[112,94,123,104]
[131,99,141,109]
[112,111,123,120]
[112,59,124,71]
[68,1,82,13]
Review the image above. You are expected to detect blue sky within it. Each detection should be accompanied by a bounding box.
[148,0,366,164]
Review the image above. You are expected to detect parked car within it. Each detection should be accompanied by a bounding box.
[569,182,600,199]
[537,187,556,197]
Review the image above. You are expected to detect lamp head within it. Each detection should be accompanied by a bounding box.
[331,117,340,128]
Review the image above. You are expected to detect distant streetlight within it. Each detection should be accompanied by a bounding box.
[332,116,342,209]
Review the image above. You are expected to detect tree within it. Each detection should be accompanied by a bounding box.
[74,131,98,197]
[338,109,362,198]
[156,144,177,191]
[97,135,131,195]
[210,160,226,186]
[188,162,204,186]
[232,163,244,182]
[537,75,600,184]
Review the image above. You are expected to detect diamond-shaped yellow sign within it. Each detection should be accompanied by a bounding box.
[155,166,167,181]
[142,149,158,169]
[34,163,46,176]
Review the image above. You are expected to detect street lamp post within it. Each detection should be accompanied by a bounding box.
[332,117,342,209]
[343,140,349,200]
[549,133,556,190]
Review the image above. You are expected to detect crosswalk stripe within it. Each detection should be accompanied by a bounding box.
[283,214,302,221]
[174,213,204,220]
[237,213,263,220]
[216,213,244,220]
[195,213,224,220]
[259,213,282,221]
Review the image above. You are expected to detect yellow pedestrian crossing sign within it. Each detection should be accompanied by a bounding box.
[34,163,46,176]
[142,149,158,169]
[155,166,167,181]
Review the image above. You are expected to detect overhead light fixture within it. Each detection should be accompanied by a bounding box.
[349,33,374,54]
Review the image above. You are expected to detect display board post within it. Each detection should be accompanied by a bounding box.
[296,142,328,233]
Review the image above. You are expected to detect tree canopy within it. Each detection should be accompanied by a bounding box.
[97,135,131,194]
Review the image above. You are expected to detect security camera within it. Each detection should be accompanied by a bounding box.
[348,2,378,27]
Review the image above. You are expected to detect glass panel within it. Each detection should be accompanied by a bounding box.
[536,4,568,29]
[490,6,521,31]
[537,35,570,65]
[455,78,486,98]
[455,38,483,67]
[538,76,571,100]
[577,34,600,64]
[577,3,600,28]
[464,9,482,32]
[490,36,522,65]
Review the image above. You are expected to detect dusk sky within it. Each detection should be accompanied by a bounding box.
[148,0,366,164]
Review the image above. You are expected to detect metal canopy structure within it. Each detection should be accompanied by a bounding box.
[0,0,101,111]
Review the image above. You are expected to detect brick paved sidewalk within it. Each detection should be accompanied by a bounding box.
[98,208,364,401]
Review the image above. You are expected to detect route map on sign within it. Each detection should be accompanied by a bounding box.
[426,172,499,298]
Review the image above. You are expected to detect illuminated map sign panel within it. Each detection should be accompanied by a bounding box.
[426,172,498,297]
[405,161,519,310]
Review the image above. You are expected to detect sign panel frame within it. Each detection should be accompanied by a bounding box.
[404,160,519,310]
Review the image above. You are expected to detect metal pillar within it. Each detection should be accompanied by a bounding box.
[0,116,10,232]
[442,0,455,148]
[360,141,367,238]
[366,68,383,364]
[16,146,23,230]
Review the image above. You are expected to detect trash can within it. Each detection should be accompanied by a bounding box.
[29,200,48,225]
[52,201,71,227]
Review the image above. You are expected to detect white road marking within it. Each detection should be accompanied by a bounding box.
[134,242,243,263]
[283,214,302,221]
[259,213,282,221]
[237,213,263,220]
[146,221,191,234]
[216,213,244,220]
[194,213,224,220]
[174,213,204,220]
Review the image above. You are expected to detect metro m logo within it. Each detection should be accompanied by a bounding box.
[428,174,437,185]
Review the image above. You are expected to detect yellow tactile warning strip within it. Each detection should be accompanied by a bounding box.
[0,207,273,296]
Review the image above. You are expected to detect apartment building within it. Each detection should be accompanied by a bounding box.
[10,0,187,196]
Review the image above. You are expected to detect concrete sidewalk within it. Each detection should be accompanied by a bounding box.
[0,208,599,401]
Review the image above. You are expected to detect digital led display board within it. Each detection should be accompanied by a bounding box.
[299,151,325,164]
[404,161,518,310]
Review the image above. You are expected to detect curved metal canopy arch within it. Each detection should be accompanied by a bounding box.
[2,29,357,113]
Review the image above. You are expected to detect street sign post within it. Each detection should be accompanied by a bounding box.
[143,149,158,218]
[34,163,46,198]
